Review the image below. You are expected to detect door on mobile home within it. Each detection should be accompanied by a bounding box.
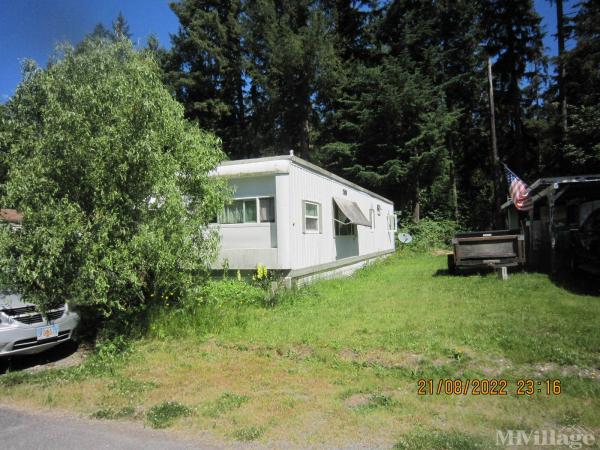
[332,197,369,259]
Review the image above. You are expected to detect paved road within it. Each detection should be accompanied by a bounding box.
[0,407,224,450]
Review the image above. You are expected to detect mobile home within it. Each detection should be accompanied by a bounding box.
[212,154,396,286]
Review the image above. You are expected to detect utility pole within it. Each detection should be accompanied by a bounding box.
[555,0,567,134]
[488,57,501,227]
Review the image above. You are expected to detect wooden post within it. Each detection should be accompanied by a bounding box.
[497,266,508,280]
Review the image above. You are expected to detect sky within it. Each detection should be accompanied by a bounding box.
[0,0,579,103]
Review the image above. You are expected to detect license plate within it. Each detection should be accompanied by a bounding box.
[36,324,59,341]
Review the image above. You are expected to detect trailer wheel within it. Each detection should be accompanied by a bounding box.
[447,254,457,274]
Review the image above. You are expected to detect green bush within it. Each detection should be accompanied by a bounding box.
[0,39,228,316]
[398,218,458,252]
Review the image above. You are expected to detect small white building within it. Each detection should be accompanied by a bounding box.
[212,154,396,285]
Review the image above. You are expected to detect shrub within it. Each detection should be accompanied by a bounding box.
[0,40,228,316]
[398,218,458,252]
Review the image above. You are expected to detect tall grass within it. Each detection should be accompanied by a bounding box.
[147,279,266,339]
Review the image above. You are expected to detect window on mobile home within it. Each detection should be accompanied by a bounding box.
[219,199,257,223]
[259,197,275,223]
[303,201,321,233]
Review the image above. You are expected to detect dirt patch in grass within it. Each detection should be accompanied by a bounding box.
[467,355,513,377]
[337,348,422,369]
[276,344,315,360]
[343,393,371,409]
[534,362,600,380]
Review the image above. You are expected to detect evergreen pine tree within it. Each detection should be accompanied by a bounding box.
[562,0,600,172]
[113,11,132,40]
[168,0,247,157]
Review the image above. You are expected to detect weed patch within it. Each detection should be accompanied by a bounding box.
[108,377,158,400]
[203,392,249,418]
[232,426,264,441]
[92,406,136,420]
[394,427,491,449]
[352,393,398,412]
[146,401,192,429]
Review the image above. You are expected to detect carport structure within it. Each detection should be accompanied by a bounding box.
[502,175,600,272]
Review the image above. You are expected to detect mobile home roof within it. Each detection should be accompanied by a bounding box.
[217,155,394,205]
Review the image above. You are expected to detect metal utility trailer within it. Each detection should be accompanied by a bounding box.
[448,229,526,274]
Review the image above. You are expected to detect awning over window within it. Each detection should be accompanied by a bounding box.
[333,197,371,226]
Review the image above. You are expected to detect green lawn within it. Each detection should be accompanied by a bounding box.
[2,253,600,448]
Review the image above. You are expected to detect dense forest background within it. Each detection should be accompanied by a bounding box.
[21,1,600,229]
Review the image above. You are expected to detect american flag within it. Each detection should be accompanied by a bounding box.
[504,165,533,211]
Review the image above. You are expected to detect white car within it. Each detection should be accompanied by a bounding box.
[0,292,79,357]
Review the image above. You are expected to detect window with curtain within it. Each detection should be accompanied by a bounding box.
[219,199,258,224]
[218,197,274,224]
[259,197,275,222]
[244,199,256,222]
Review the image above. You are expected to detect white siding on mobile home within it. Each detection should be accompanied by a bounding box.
[287,162,394,270]
[212,155,396,280]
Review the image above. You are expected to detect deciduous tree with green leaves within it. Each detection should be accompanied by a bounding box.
[0,40,228,316]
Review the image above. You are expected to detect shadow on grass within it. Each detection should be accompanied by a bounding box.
[549,270,600,297]
[433,266,523,277]
[435,264,600,296]
[0,340,80,375]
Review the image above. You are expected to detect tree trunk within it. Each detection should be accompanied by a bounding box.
[448,134,459,222]
[299,117,310,160]
[412,178,420,223]
[299,90,311,160]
